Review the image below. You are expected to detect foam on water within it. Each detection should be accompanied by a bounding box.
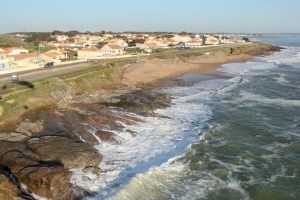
[107,125,252,200]
[69,79,228,199]
[259,46,300,65]
[239,92,300,107]
[72,44,299,199]
[218,61,277,76]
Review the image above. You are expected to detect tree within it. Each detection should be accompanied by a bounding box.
[64,30,81,37]
[96,41,107,49]
[52,30,63,36]
[201,35,206,45]
[0,35,24,47]
[242,37,250,42]
[25,32,56,45]
[163,34,174,38]
[133,39,145,44]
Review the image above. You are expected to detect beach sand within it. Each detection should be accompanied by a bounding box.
[121,52,251,87]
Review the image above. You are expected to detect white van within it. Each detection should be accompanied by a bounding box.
[11,74,19,82]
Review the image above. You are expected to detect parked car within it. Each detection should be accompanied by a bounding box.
[11,74,19,82]
[44,62,54,68]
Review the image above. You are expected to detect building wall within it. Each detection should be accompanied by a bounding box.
[0,54,11,70]
[101,46,123,56]
[77,51,102,60]
[13,57,41,67]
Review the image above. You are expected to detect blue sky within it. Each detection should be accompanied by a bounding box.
[1,0,299,33]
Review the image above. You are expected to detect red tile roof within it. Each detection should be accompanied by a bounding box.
[78,47,100,52]
[107,44,122,50]
[12,53,38,61]
[42,51,61,59]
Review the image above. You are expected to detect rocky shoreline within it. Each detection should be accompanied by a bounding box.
[0,43,282,200]
[0,87,172,199]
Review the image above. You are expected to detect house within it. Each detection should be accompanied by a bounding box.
[48,48,71,59]
[110,39,128,48]
[55,35,70,42]
[162,38,177,47]
[185,38,203,48]
[10,53,40,67]
[101,44,123,56]
[0,47,29,56]
[0,53,12,70]
[205,35,220,45]
[77,47,102,60]
[171,35,192,43]
[136,42,159,53]
[41,51,62,62]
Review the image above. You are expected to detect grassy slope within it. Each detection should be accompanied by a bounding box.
[0,59,131,125]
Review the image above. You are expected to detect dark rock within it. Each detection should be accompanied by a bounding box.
[0,166,34,200]
[95,130,115,142]
[82,166,102,175]
[19,166,77,200]
[26,136,102,169]
[0,148,78,200]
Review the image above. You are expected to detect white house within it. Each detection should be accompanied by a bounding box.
[0,53,11,71]
[185,38,203,48]
[110,39,128,48]
[55,35,70,42]
[1,47,29,55]
[11,53,40,67]
[205,35,220,45]
[77,47,102,60]
[101,44,123,56]
[171,35,192,43]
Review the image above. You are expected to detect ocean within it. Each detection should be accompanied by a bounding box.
[72,35,300,200]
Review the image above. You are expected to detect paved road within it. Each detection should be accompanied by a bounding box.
[0,61,93,86]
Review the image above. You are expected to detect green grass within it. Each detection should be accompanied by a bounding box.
[0,59,132,124]
[0,34,25,47]
[25,45,54,53]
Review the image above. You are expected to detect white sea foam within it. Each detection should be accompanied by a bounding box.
[73,47,299,199]
[239,92,300,107]
[69,80,222,199]
[107,137,251,200]
[259,46,300,65]
[273,73,289,84]
[218,62,277,76]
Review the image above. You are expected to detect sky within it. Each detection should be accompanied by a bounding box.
[0,0,300,34]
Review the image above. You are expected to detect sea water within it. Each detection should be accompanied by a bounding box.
[71,34,300,200]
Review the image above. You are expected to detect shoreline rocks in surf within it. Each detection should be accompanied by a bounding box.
[0,87,172,199]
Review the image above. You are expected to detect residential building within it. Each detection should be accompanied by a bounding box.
[101,44,123,56]
[0,47,29,56]
[205,35,220,45]
[171,35,192,43]
[185,38,203,48]
[0,53,12,70]
[55,35,70,42]
[41,51,63,62]
[77,47,102,60]
[11,53,39,67]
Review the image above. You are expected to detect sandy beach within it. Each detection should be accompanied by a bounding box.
[122,52,252,87]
